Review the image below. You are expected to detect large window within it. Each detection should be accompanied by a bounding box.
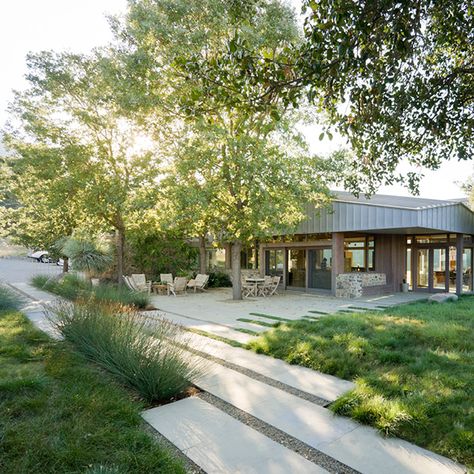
[265,249,284,278]
[463,248,473,292]
[344,236,375,272]
[241,246,258,270]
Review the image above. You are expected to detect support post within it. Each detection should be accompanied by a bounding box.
[331,232,344,296]
[456,233,463,295]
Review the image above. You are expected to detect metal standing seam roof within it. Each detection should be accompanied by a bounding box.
[291,191,474,235]
[333,191,469,210]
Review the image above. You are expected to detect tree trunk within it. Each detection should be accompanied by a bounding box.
[116,228,125,285]
[231,241,242,300]
[62,256,69,273]
[199,235,207,274]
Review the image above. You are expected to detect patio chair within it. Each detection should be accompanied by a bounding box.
[160,273,174,285]
[187,274,209,293]
[242,276,257,298]
[257,275,274,297]
[168,277,188,296]
[268,276,281,296]
[131,273,152,294]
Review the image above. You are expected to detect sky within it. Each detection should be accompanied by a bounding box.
[0,0,471,200]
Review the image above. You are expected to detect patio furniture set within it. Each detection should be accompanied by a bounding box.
[242,275,281,298]
[123,273,209,296]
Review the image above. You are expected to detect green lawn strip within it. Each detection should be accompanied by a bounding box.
[248,312,292,322]
[234,328,260,336]
[0,309,185,473]
[307,310,329,315]
[186,328,244,348]
[247,297,474,468]
[237,318,279,328]
[302,315,322,321]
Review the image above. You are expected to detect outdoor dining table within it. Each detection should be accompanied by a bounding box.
[245,277,265,297]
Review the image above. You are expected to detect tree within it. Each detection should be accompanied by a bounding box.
[294,0,473,193]
[118,0,334,299]
[5,51,163,283]
[2,111,91,272]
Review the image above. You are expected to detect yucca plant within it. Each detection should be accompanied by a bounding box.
[62,237,112,280]
[47,301,205,402]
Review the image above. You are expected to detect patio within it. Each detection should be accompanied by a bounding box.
[150,288,428,341]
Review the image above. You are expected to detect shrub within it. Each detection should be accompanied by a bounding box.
[128,230,199,277]
[47,302,204,402]
[207,271,232,288]
[0,285,23,311]
[32,274,150,309]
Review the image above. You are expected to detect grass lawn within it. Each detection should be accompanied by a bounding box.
[0,308,185,473]
[248,297,474,468]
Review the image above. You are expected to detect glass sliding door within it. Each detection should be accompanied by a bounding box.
[287,249,306,288]
[432,248,446,290]
[417,249,429,289]
[308,248,332,290]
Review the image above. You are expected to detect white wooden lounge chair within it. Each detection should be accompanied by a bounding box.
[131,273,152,294]
[187,274,209,293]
[123,275,137,291]
[160,273,173,285]
[168,277,187,296]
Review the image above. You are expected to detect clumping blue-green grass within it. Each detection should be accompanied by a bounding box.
[49,301,203,403]
[32,273,150,309]
[0,307,185,473]
[248,297,474,468]
[0,285,23,311]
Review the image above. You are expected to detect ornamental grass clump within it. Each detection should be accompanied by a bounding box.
[0,285,23,311]
[32,274,150,309]
[47,301,204,402]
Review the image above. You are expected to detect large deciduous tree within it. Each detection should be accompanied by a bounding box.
[118,0,333,299]
[4,51,162,282]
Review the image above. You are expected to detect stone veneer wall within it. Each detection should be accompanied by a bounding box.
[336,272,387,298]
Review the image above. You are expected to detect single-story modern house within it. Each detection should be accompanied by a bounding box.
[206,191,474,298]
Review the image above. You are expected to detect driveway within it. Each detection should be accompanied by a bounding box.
[0,256,62,285]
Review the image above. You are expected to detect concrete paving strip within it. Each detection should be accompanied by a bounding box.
[183,330,355,402]
[142,397,328,474]
[196,362,466,474]
[146,310,255,344]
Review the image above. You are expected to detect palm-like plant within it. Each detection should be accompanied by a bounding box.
[62,237,112,279]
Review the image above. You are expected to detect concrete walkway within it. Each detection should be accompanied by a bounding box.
[144,397,327,474]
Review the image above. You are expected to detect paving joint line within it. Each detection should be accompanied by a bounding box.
[197,391,360,474]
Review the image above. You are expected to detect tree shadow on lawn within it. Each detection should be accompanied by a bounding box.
[248,299,474,468]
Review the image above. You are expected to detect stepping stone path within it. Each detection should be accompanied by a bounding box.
[143,397,327,474]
